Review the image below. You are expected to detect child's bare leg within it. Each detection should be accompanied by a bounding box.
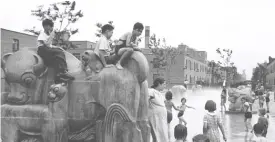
[116,48,133,70]
[98,51,113,68]
[266,102,269,112]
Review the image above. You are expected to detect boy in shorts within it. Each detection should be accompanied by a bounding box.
[241,97,252,132]
[37,19,74,83]
[94,24,118,68]
[115,22,144,69]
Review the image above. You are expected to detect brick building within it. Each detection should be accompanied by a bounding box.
[266,56,275,89]
[142,45,211,87]
[1,28,38,55]
[0,28,95,59]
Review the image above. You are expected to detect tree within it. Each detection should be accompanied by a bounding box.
[208,60,222,85]
[216,48,235,86]
[149,34,181,84]
[24,1,83,50]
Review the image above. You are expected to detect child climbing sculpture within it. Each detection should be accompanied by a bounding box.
[37,19,74,83]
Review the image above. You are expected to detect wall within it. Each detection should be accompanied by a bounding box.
[1,28,37,55]
[266,60,275,87]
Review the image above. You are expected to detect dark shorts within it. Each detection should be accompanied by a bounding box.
[37,46,66,68]
[245,112,252,119]
[167,111,173,123]
[104,54,119,65]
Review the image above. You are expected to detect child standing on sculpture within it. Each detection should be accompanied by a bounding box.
[37,19,74,83]
[257,108,269,137]
[203,100,227,142]
[94,24,117,68]
[115,22,144,69]
[241,97,253,132]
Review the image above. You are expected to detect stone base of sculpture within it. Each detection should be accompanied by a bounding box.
[1,48,150,142]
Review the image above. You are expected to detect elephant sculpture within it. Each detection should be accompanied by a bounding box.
[227,86,254,112]
[1,47,150,142]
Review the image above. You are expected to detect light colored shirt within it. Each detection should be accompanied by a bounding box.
[119,32,139,47]
[94,35,112,56]
[37,31,55,47]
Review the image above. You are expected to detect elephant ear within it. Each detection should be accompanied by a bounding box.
[123,51,149,84]
[1,53,13,71]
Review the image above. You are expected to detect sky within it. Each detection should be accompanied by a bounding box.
[1,0,275,79]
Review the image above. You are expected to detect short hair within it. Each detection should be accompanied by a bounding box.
[133,22,144,30]
[253,123,265,134]
[101,24,114,34]
[205,100,216,112]
[165,91,173,100]
[178,111,184,117]
[181,97,186,102]
[174,124,187,140]
[151,77,165,88]
[192,134,210,142]
[259,108,266,116]
[42,19,54,27]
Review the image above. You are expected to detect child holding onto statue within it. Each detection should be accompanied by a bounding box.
[37,19,74,83]
[114,22,144,69]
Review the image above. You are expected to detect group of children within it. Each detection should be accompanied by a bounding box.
[94,22,144,70]
[164,91,220,142]
[36,18,144,83]
[241,96,270,141]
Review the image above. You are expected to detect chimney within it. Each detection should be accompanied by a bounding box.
[145,26,150,48]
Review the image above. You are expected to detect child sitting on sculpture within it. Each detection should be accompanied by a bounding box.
[114,22,144,69]
[94,24,117,68]
[37,19,74,83]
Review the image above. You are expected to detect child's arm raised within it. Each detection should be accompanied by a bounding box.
[186,105,195,109]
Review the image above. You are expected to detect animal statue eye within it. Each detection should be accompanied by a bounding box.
[53,87,59,92]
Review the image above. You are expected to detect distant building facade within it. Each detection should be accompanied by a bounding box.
[142,45,211,87]
[266,56,275,89]
[1,28,37,55]
[0,28,95,60]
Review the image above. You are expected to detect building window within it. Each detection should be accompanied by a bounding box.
[73,53,80,59]
[12,39,19,52]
